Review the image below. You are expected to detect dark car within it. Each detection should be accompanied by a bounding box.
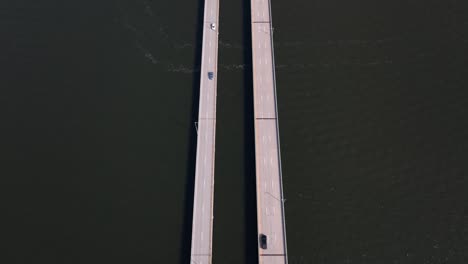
[208,72,214,80]
[259,234,267,249]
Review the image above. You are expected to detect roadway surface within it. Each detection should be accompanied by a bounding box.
[190,0,219,263]
[251,0,288,263]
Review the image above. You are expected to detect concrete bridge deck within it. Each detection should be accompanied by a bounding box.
[190,0,219,263]
[251,0,288,263]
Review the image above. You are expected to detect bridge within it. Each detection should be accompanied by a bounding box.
[251,0,288,263]
[190,0,287,263]
[189,0,219,262]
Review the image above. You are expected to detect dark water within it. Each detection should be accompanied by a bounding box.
[2,0,468,263]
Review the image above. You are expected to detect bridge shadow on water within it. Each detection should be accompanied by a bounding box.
[241,0,259,263]
[179,0,204,263]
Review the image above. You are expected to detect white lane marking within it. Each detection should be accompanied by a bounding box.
[203,178,206,186]
[261,95,263,102]
[270,157,273,165]
[204,155,207,165]
[201,232,204,241]
[209,41,212,47]
[263,157,266,165]
[209,56,211,63]
[202,205,205,213]
[268,135,271,142]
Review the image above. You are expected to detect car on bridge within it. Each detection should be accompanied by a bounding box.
[259,234,267,249]
[208,72,214,80]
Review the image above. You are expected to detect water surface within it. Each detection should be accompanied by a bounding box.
[1,0,468,263]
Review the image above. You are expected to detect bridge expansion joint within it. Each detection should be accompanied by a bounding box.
[255,117,277,120]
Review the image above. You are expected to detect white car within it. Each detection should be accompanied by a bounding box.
[210,23,216,31]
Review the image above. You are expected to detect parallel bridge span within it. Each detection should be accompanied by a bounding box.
[251,0,288,263]
[190,0,219,263]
